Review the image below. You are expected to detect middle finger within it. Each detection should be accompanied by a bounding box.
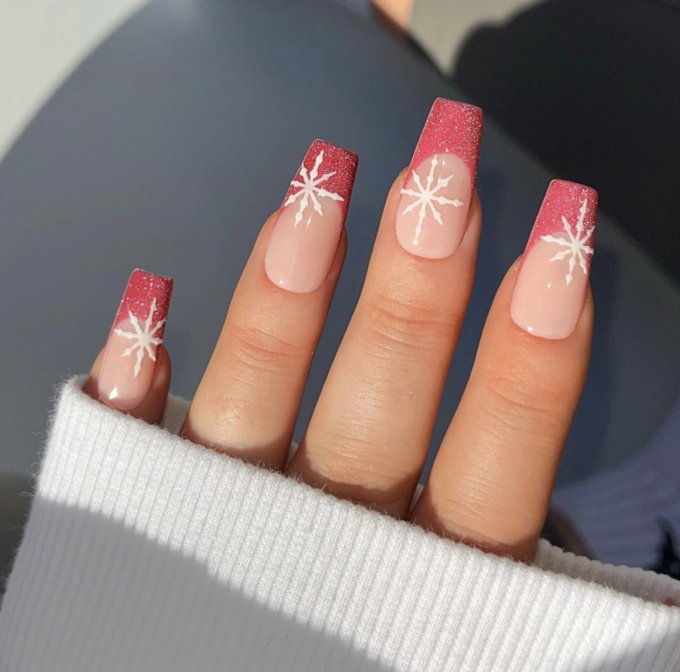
[288,99,483,516]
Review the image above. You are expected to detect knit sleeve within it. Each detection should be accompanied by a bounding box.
[1,378,679,671]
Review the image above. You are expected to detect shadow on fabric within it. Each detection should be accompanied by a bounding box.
[0,498,396,671]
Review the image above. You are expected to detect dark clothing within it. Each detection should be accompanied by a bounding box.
[455,0,680,280]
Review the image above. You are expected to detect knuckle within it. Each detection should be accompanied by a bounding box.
[360,294,461,356]
[447,473,515,523]
[479,370,566,434]
[426,476,532,554]
[228,323,310,377]
[311,425,416,502]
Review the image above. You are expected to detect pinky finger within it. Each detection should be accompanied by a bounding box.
[83,269,174,425]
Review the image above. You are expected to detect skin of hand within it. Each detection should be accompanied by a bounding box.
[86,100,596,563]
[372,0,413,32]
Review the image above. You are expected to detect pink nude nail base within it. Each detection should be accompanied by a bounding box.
[98,269,174,411]
[264,140,358,294]
[396,98,483,259]
[511,180,598,340]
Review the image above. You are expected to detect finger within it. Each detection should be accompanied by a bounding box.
[288,100,483,516]
[83,269,174,424]
[84,345,172,425]
[412,180,597,561]
[182,140,357,468]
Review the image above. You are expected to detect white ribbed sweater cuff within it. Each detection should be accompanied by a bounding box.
[1,378,679,671]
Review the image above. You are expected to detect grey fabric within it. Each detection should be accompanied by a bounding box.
[1,0,679,491]
[0,473,32,596]
[455,0,680,282]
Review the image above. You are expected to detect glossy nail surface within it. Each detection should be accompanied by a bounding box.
[265,140,358,293]
[511,180,598,339]
[396,98,483,259]
[98,269,173,411]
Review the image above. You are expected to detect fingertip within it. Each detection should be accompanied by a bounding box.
[139,345,172,424]
[385,167,408,207]
[470,188,482,216]
[84,271,174,424]
[573,282,595,345]
[84,345,171,425]
[489,255,593,357]
[334,227,349,270]
[459,189,483,251]
[83,347,105,400]
[510,181,597,341]
[152,345,172,393]
[264,141,357,294]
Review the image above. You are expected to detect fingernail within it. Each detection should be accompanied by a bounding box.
[396,98,483,259]
[98,269,173,411]
[265,139,358,293]
[511,180,598,339]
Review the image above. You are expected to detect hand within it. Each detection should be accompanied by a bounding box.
[84,99,597,563]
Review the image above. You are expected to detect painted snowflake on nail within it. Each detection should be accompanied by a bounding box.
[540,197,594,285]
[114,298,165,377]
[284,150,344,228]
[400,155,463,243]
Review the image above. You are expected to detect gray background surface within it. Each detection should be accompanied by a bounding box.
[1,0,679,484]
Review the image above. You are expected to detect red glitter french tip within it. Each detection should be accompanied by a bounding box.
[265,139,358,293]
[98,269,174,411]
[511,180,598,339]
[396,98,483,259]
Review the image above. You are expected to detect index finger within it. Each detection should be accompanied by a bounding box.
[413,180,597,560]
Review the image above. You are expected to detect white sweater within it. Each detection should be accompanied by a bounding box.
[0,379,679,671]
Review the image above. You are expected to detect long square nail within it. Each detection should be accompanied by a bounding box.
[396,98,483,259]
[511,180,598,339]
[98,269,173,410]
[265,140,358,293]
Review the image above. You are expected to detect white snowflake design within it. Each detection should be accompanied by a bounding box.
[540,196,594,285]
[284,150,344,227]
[113,298,165,377]
[400,155,464,243]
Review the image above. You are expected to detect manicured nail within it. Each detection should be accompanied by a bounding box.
[265,139,358,293]
[98,269,173,411]
[396,98,483,259]
[511,180,598,339]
